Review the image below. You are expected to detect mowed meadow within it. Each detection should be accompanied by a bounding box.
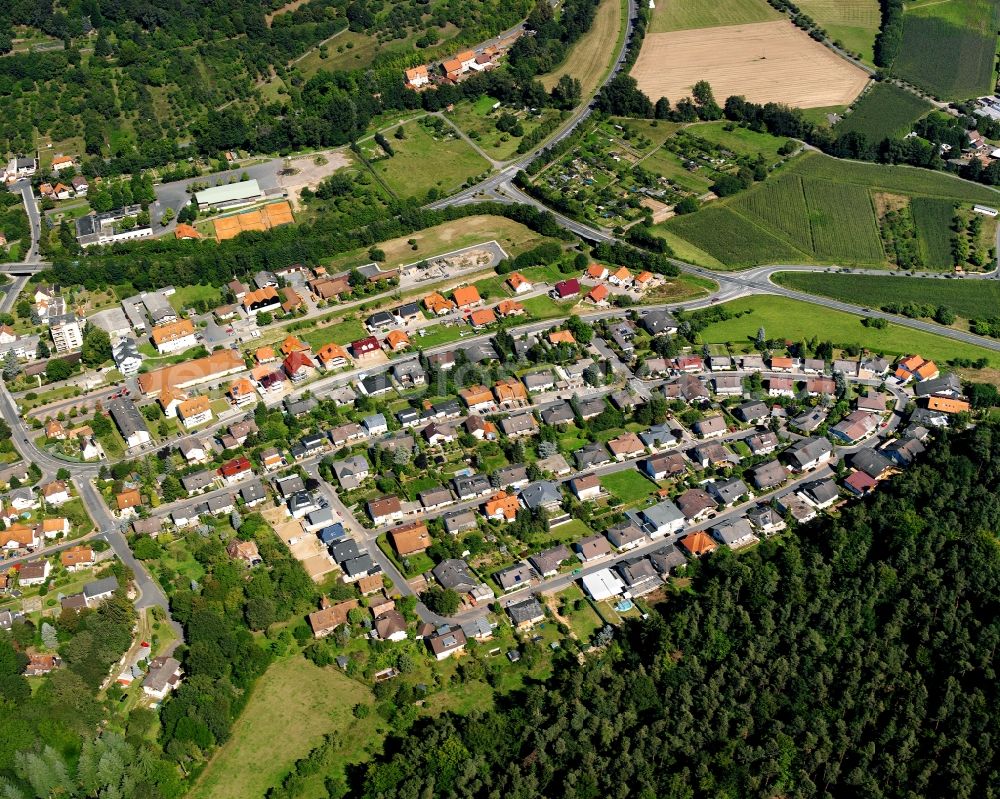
[659,152,1000,268]
[773,271,1000,322]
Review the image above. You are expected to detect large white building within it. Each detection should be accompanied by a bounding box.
[151,319,198,355]
[195,179,263,210]
[49,313,83,353]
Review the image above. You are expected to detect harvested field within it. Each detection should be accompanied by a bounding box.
[631,20,870,108]
[541,0,624,96]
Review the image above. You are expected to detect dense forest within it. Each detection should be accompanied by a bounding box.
[356,424,1000,798]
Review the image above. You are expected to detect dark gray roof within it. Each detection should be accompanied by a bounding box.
[913,372,961,398]
[452,473,491,498]
[785,437,833,469]
[83,576,118,599]
[850,449,894,478]
[108,399,149,439]
[801,478,839,505]
[518,480,562,510]
[275,473,306,497]
[330,539,360,564]
[433,559,478,593]
[495,563,538,591]
[575,442,610,469]
[649,545,686,574]
[240,480,266,503]
[540,402,575,426]
[507,597,545,625]
[342,554,375,577]
[529,544,571,575]
[181,471,216,492]
[709,478,748,505]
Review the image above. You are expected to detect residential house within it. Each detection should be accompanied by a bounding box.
[453,285,482,309]
[570,474,602,501]
[507,272,533,294]
[580,568,625,601]
[576,442,611,470]
[41,481,70,507]
[785,437,833,471]
[443,509,478,534]
[576,534,613,562]
[713,375,742,396]
[500,413,538,438]
[616,558,662,596]
[708,477,749,507]
[552,279,580,299]
[390,521,431,557]
[746,505,786,536]
[678,531,718,558]
[676,488,717,522]
[384,329,411,352]
[484,491,521,521]
[283,351,315,382]
[331,456,370,490]
[607,432,645,461]
[850,449,894,480]
[116,488,142,515]
[844,470,878,496]
[639,309,677,335]
[649,544,687,575]
[227,539,262,566]
[751,459,788,490]
[606,520,646,551]
[368,496,403,525]
[108,399,152,448]
[635,499,685,538]
[151,319,197,355]
[529,545,571,577]
[182,470,217,495]
[18,560,51,586]
[541,402,575,426]
[177,396,213,430]
[422,422,455,446]
[693,415,727,439]
[767,377,796,398]
[426,625,467,660]
[644,452,687,480]
[465,415,498,441]
[494,377,528,408]
[690,442,733,469]
[240,480,267,507]
[830,410,878,444]
[799,478,840,509]
[518,481,562,512]
[220,456,253,484]
[459,385,494,413]
[711,517,758,549]
[806,377,837,397]
[494,465,529,490]
[495,563,538,592]
[83,576,118,607]
[419,486,453,510]
[747,431,780,456]
[640,424,678,451]
[507,598,545,629]
[374,610,408,642]
[308,599,360,638]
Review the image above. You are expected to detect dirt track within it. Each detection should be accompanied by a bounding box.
[631,20,870,108]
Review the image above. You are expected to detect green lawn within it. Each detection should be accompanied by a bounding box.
[546,518,596,547]
[413,323,463,349]
[600,469,658,504]
[189,654,381,799]
[300,318,367,349]
[648,0,780,32]
[372,120,490,200]
[697,295,999,366]
[168,283,221,313]
[521,294,569,320]
[686,121,792,165]
[911,197,957,269]
[556,584,606,642]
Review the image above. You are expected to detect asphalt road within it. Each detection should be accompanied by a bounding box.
[11,179,42,263]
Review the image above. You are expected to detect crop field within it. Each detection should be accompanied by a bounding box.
[773,271,1000,321]
[891,0,1000,100]
[835,83,933,142]
[649,0,780,33]
[665,205,809,267]
[732,173,813,251]
[697,295,998,365]
[911,197,957,269]
[802,179,884,261]
[631,21,870,108]
[371,119,490,199]
[788,152,1000,202]
[794,0,881,62]
[541,0,624,97]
